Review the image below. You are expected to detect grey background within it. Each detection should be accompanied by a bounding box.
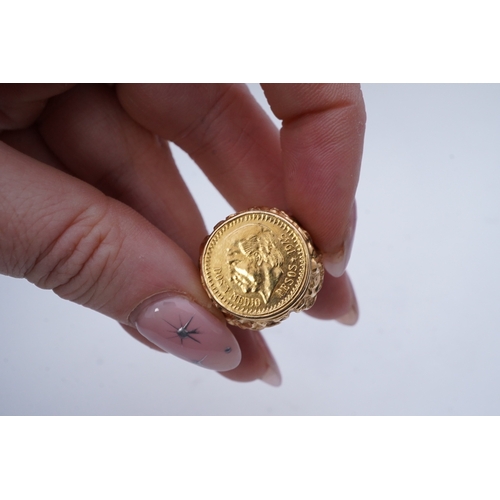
[1,84,499,415]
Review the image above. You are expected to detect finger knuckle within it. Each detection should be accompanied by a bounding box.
[25,201,125,309]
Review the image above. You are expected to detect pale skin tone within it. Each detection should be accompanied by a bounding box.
[0,84,365,383]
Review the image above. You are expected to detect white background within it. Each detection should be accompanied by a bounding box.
[1,83,499,415]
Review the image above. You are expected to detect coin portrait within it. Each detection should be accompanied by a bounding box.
[227,223,285,305]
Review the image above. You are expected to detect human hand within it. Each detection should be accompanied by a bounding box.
[0,84,365,385]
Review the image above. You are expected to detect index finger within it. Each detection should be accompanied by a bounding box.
[261,84,365,276]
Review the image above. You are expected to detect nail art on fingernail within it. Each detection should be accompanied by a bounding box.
[130,293,241,371]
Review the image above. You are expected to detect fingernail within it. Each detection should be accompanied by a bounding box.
[130,293,241,371]
[336,303,359,325]
[323,202,357,277]
[254,334,282,387]
[336,277,359,326]
[261,361,282,387]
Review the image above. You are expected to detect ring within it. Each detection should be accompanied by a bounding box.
[200,208,324,330]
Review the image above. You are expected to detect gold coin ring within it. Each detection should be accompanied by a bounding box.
[200,208,324,330]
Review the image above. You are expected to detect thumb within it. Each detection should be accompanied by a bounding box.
[0,142,241,371]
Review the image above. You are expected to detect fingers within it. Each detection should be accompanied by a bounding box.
[0,84,76,131]
[0,126,68,171]
[116,84,286,210]
[220,327,281,386]
[30,84,279,381]
[305,272,359,325]
[116,84,365,258]
[0,142,241,371]
[0,83,363,386]
[305,201,358,322]
[260,84,364,324]
[261,84,365,277]
[37,84,206,263]
[117,84,363,323]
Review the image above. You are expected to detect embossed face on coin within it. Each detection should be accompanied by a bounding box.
[200,208,324,330]
[227,224,284,304]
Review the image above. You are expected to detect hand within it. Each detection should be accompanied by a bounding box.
[0,84,365,385]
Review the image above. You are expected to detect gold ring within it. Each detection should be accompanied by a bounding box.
[200,208,324,330]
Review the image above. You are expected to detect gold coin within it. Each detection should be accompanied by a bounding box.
[200,208,324,330]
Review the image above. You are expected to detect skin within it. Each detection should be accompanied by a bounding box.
[0,83,366,383]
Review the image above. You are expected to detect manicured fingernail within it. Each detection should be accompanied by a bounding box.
[261,361,282,387]
[336,304,359,325]
[130,293,241,371]
[323,202,357,277]
[254,334,282,387]
[336,277,359,326]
